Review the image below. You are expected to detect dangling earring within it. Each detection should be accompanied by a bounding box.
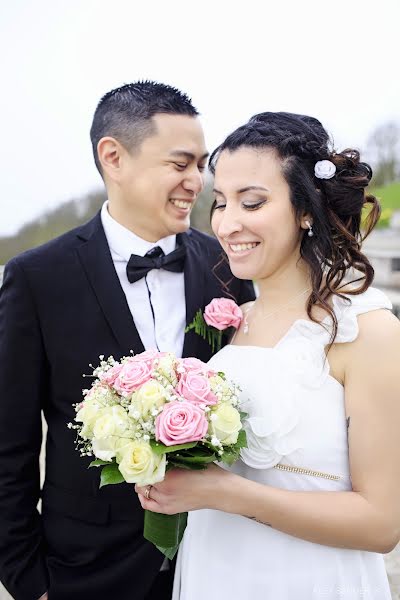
[305,220,314,237]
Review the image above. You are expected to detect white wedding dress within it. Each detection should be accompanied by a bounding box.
[173,287,393,600]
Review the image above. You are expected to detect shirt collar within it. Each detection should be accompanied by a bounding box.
[101,201,177,261]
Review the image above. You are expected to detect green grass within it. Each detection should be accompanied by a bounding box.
[372,182,400,209]
[367,181,400,228]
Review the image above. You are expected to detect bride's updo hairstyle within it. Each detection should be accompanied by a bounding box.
[209,112,380,340]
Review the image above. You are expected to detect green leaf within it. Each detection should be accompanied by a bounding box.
[89,459,112,468]
[220,450,240,466]
[144,510,187,559]
[171,453,216,465]
[185,309,206,336]
[150,440,197,456]
[155,544,180,560]
[99,463,125,487]
[176,447,215,458]
[235,429,247,448]
[167,459,207,470]
[229,429,247,451]
[239,410,249,420]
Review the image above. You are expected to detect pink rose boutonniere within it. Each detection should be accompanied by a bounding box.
[185,298,243,352]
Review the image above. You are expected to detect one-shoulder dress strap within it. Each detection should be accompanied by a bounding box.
[332,286,393,344]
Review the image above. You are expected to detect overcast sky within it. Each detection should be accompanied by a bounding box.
[0,0,399,236]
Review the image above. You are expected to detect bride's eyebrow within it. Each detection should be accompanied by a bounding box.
[237,185,270,193]
[213,185,270,197]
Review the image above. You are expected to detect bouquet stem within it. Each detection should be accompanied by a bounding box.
[144,510,188,559]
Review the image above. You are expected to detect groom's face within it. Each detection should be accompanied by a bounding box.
[118,113,208,242]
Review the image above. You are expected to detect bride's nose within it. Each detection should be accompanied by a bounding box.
[215,206,244,240]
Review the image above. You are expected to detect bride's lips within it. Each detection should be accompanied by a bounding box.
[225,241,260,257]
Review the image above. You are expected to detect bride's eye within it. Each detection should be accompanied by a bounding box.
[242,200,267,210]
[213,202,226,210]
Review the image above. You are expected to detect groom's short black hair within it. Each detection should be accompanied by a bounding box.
[90,80,199,174]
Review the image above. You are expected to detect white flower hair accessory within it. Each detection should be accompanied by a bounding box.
[314,159,336,180]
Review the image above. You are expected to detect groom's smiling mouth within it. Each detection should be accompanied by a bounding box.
[169,198,193,210]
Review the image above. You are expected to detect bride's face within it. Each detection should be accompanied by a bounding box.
[211,147,306,281]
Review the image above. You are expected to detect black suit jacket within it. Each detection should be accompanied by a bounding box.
[0,213,255,600]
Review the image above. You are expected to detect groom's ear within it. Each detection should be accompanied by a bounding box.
[97,136,124,182]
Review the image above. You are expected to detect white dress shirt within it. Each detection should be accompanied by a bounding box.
[101,202,186,357]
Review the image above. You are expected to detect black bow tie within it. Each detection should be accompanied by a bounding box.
[126,244,186,284]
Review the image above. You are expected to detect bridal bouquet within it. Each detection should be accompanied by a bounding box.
[68,349,246,558]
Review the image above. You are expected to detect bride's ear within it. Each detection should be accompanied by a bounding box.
[300,213,313,234]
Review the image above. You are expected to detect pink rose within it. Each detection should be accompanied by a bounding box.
[99,364,123,386]
[113,360,152,397]
[156,400,208,445]
[204,298,243,331]
[178,357,215,375]
[181,357,206,371]
[130,349,163,370]
[176,371,217,406]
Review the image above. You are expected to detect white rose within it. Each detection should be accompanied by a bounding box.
[156,354,178,385]
[92,406,132,439]
[92,436,133,462]
[118,441,166,485]
[314,159,336,180]
[209,403,242,445]
[92,436,118,461]
[76,398,105,439]
[129,380,167,418]
[210,375,232,400]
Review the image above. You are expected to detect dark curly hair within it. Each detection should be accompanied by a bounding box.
[209,111,380,342]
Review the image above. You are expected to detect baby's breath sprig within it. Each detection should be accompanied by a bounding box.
[67,423,93,457]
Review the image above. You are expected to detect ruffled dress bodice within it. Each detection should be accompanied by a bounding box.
[173,287,393,600]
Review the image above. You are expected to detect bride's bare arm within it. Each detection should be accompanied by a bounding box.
[136,310,400,553]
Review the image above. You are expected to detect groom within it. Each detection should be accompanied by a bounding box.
[0,81,254,600]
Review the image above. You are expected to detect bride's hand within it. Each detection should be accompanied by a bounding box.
[135,463,235,514]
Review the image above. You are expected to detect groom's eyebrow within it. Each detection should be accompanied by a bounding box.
[169,150,209,161]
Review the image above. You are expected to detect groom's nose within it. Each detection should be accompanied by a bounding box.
[182,166,204,196]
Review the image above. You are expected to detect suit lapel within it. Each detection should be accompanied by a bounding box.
[76,214,145,355]
[181,231,206,358]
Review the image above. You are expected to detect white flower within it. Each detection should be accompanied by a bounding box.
[209,403,242,446]
[118,440,166,485]
[92,406,133,439]
[91,435,134,462]
[314,159,336,179]
[76,398,105,438]
[210,375,232,400]
[129,379,167,419]
[156,354,178,386]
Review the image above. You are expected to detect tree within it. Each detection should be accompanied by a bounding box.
[367,121,400,187]
[190,176,214,236]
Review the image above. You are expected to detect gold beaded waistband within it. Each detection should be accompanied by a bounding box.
[273,463,341,481]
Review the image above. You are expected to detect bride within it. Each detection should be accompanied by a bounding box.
[136,112,400,599]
